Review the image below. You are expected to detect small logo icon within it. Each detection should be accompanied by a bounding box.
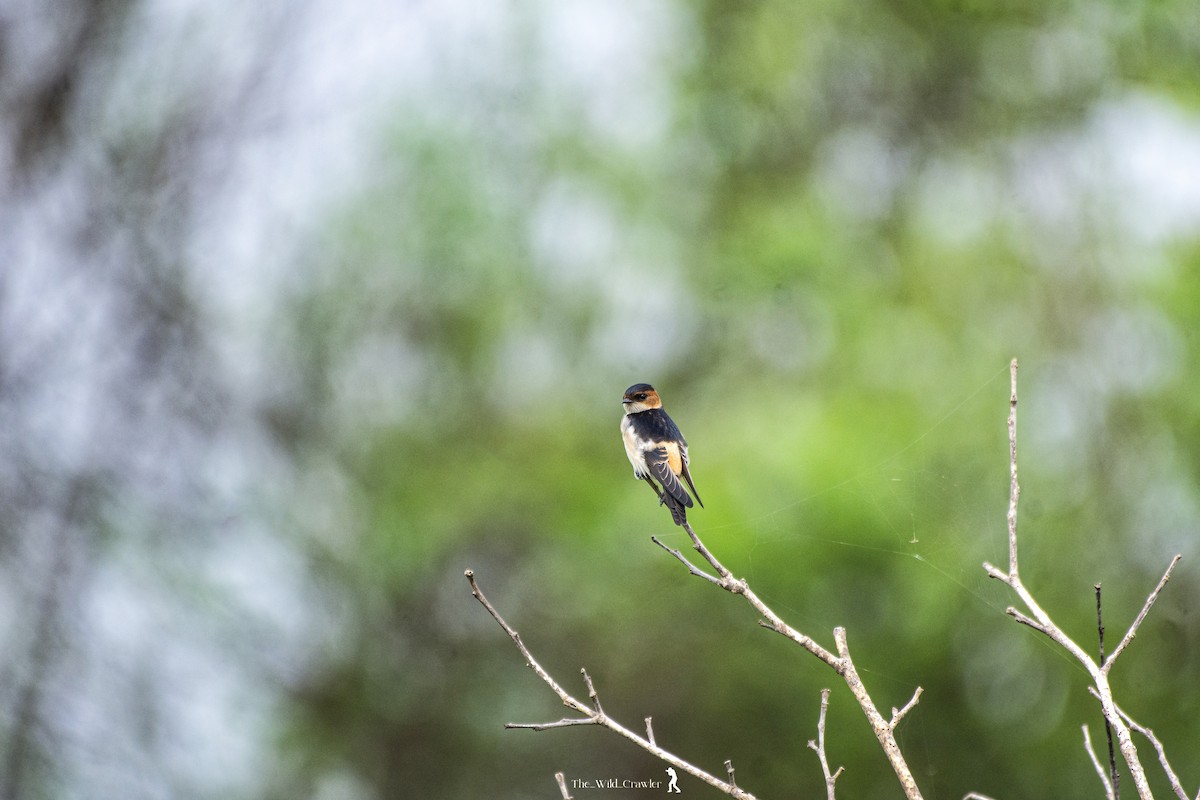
[665,767,681,793]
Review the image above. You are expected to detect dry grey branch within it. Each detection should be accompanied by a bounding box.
[890,687,924,728]
[1096,689,1197,800]
[506,718,595,731]
[981,359,1184,800]
[807,688,843,800]
[581,668,604,715]
[1103,555,1181,674]
[651,535,722,584]
[465,569,758,800]
[661,520,924,800]
[1005,607,1050,635]
[1005,357,1020,577]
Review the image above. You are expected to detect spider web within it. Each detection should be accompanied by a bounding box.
[706,363,1018,631]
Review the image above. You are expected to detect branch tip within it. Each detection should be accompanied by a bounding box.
[986,360,1159,800]
[555,771,574,800]
[1104,553,1182,673]
[890,687,923,729]
[581,668,604,715]
[810,687,842,800]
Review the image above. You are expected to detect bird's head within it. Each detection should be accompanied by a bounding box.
[622,383,662,414]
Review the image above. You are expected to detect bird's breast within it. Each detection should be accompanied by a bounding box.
[621,417,645,471]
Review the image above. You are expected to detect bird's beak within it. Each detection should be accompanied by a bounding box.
[621,398,632,405]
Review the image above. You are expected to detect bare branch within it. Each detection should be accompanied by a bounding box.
[963,793,999,800]
[465,569,591,718]
[682,522,735,582]
[671,523,842,670]
[465,569,759,800]
[581,668,604,716]
[1006,607,1051,636]
[555,771,573,800]
[1006,358,1020,577]
[807,688,843,800]
[1093,688,1194,800]
[982,561,1012,585]
[655,523,923,798]
[890,686,924,729]
[829,627,923,799]
[981,360,1165,800]
[1083,724,1116,800]
[506,719,596,731]
[1103,554,1182,674]
[651,535,722,585]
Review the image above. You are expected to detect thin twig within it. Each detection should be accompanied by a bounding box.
[1006,358,1020,576]
[807,688,844,800]
[682,522,735,582]
[581,668,604,715]
[555,771,573,800]
[1083,724,1116,800]
[1096,584,1119,799]
[890,686,924,729]
[645,717,656,748]
[465,570,758,800]
[1006,608,1050,635]
[651,535,722,584]
[466,569,593,716]
[506,718,596,731]
[1103,555,1182,673]
[724,760,737,789]
[963,794,999,800]
[669,525,841,670]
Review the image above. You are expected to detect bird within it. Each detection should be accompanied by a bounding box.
[620,383,703,526]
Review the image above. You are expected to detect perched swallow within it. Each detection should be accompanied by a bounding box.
[620,383,703,526]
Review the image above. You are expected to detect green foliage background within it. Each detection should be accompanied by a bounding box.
[4,1,1200,799]
[266,2,1200,798]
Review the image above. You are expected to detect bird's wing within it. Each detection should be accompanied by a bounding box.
[661,491,688,526]
[645,445,693,509]
[680,446,703,508]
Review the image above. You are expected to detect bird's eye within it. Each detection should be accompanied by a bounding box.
[635,393,646,400]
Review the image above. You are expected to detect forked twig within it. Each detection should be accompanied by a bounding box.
[465,570,757,799]
[1103,555,1181,674]
[890,686,924,728]
[807,688,844,800]
[1091,687,1198,800]
[980,359,1183,800]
